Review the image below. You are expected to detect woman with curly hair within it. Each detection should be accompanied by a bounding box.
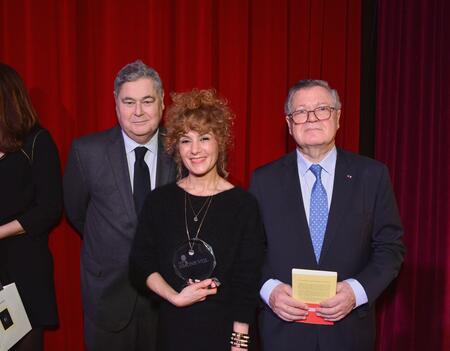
[130,89,265,350]
[0,63,62,351]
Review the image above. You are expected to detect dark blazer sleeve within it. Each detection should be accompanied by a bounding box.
[17,129,62,236]
[354,164,405,304]
[129,192,160,294]
[63,140,90,235]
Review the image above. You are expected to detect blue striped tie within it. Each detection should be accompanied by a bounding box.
[309,164,328,262]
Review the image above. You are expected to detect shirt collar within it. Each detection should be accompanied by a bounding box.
[296,146,337,176]
[122,129,159,155]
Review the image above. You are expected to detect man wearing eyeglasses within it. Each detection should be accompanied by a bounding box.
[250,80,405,351]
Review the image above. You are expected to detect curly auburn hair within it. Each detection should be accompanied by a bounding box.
[164,89,234,179]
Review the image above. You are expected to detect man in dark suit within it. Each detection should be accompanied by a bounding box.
[250,80,405,351]
[63,60,176,351]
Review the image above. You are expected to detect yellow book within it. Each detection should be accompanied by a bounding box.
[291,268,337,325]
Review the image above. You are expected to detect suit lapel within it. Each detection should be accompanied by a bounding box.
[320,149,354,263]
[106,126,137,222]
[281,152,318,265]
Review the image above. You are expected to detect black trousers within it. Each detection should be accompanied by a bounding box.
[84,295,158,351]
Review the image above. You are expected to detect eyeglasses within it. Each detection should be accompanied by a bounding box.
[287,106,337,124]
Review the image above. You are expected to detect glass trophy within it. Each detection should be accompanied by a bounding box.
[173,238,217,283]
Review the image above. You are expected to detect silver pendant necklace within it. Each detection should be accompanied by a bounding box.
[187,193,211,222]
[184,191,213,255]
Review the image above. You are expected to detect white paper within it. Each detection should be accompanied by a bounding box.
[0,283,32,351]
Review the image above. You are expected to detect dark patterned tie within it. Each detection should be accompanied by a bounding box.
[133,147,151,214]
[309,164,328,262]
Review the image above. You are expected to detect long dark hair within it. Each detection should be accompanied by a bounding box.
[0,63,38,153]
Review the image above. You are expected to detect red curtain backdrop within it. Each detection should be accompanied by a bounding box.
[375,0,450,350]
[0,1,360,350]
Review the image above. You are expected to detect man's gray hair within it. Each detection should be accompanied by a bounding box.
[284,79,341,115]
[114,60,163,97]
